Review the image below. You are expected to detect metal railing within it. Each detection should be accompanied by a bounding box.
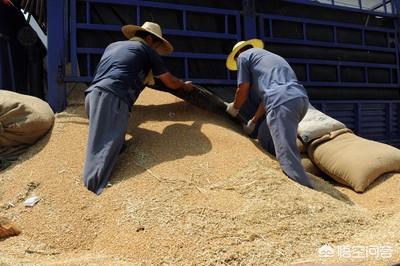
[67,0,242,84]
[45,0,400,146]
[285,0,398,16]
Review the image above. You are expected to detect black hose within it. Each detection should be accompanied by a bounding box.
[149,80,247,125]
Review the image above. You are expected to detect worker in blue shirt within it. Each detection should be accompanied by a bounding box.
[225,39,314,189]
[83,22,192,195]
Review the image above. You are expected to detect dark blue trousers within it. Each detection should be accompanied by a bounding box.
[257,97,313,188]
[83,87,129,194]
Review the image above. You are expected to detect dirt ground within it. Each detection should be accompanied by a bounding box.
[0,87,399,266]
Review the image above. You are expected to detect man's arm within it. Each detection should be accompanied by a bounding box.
[158,72,192,91]
[242,102,266,135]
[251,103,265,124]
[226,82,251,117]
[233,82,251,109]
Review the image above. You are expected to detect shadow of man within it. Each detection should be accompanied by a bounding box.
[110,103,212,185]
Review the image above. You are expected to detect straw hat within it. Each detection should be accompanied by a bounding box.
[226,39,264,71]
[121,21,173,56]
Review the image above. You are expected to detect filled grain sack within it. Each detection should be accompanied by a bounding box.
[298,104,346,143]
[301,153,322,176]
[0,90,54,147]
[308,128,400,192]
[297,137,307,153]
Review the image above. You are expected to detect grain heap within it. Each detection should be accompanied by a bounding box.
[0,88,399,265]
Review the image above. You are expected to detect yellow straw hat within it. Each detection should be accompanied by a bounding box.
[226,39,264,71]
[121,21,173,56]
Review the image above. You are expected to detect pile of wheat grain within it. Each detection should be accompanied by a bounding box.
[0,87,399,266]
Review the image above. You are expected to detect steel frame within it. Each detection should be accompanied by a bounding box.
[46,0,67,111]
[45,0,400,146]
[67,0,242,85]
[257,11,399,88]
[285,0,395,16]
[312,99,399,144]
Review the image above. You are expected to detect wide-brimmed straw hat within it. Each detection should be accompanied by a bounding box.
[226,39,264,71]
[121,21,173,56]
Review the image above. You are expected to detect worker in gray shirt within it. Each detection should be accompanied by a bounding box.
[83,22,192,194]
[225,39,313,189]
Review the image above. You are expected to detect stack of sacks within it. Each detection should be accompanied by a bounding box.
[297,104,347,178]
[298,104,400,192]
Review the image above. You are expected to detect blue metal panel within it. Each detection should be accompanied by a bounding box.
[47,0,67,112]
[259,14,397,50]
[70,0,78,78]
[242,0,257,39]
[65,0,400,88]
[285,0,396,16]
[67,0,242,85]
[256,13,399,89]
[50,0,400,147]
[312,100,400,147]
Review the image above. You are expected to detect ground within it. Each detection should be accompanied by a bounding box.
[0,88,399,266]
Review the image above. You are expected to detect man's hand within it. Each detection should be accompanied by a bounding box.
[243,119,256,135]
[226,102,239,117]
[158,72,193,91]
[181,81,193,92]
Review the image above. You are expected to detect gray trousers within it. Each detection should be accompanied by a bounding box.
[83,87,129,194]
[257,97,313,188]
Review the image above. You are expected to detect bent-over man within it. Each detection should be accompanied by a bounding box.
[83,22,192,194]
[225,39,313,189]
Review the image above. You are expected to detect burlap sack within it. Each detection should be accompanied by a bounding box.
[300,153,322,176]
[297,137,306,153]
[298,104,346,143]
[308,128,400,192]
[0,90,54,146]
